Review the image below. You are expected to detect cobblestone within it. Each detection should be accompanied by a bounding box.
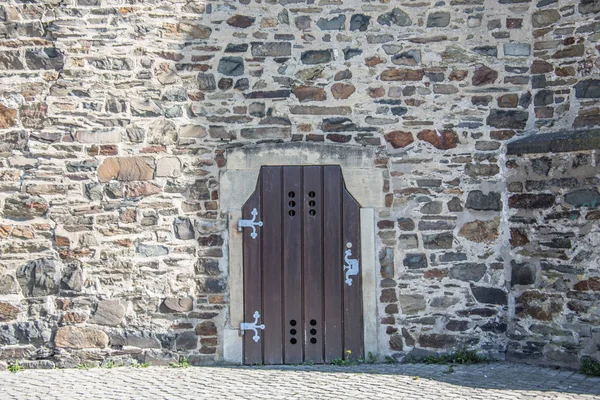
[0,363,598,400]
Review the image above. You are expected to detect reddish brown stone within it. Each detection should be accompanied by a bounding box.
[306,134,324,142]
[293,86,326,102]
[555,66,575,77]
[88,145,118,156]
[124,182,162,198]
[62,312,87,324]
[140,146,167,153]
[0,104,17,129]
[417,129,459,150]
[449,69,467,81]
[509,194,555,209]
[516,291,562,321]
[215,151,226,168]
[490,130,516,140]
[331,82,355,99]
[498,94,518,108]
[326,133,351,143]
[195,321,217,336]
[59,249,93,260]
[226,15,255,28]
[368,87,385,98]
[586,210,600,220]
[424,269,448,279]
[506,18,522,29]
[574,277,600,291]
[0,302,20,322]
[55,236,71,247]
[380,68,425,81]
[509,228,529,247]
[365,56,384,66]
[385,131,414,149]
[531,60,553,74]
[472,65,498,86]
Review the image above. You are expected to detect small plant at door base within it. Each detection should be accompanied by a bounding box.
[367,352,377,364]
[8,361,24,373]
[76,363,95,370]
[169,357,189,369]
[132,362,151,368]
[385,356,398,365]
[580,359,600,377]
[103,360,124,369]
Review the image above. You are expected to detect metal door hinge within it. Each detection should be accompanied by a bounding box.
[344,242,359,286]
[240,311,265,342]
[238,208,263,239]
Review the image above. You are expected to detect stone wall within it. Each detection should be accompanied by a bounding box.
[0,0,598,368]
[505,131,600,368]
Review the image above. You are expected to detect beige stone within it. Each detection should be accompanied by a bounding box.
[459,218,500,243]
[89,300,125,326]
[55,326,109,349]
[156,157,181,177]
[97,157,155,182]
[0,104,17,129]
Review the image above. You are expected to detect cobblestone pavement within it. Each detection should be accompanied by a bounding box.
[0,362,599,400]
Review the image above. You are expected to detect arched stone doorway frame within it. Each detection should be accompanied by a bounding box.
[220,142,384,363]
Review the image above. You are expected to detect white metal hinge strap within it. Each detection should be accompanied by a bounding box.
[237,208,263,239]
[240,311,265,342]
[343,242,359,286]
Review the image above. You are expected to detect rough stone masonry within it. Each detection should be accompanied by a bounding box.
[0,0,598,369]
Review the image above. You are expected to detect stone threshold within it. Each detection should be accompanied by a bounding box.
[507,129,600,155]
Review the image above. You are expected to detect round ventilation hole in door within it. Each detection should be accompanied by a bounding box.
[310,328,317,335]
[289,210,296,217]
[290,329,297,335]
[308,191,316,198]
[290,338,297,344]
[288,191,295,198]
[310,319,317,326]
[310,338,317,344]
[290,320,297,326]
[309,209,316,216]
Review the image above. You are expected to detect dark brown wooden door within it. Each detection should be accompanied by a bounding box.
[241,165,363,365]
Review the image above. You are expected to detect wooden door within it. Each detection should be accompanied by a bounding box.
[240,165,363,365]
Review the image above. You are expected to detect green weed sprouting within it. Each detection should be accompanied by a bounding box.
[406,350,488,365]
[8,361,24,373]
[580,359,600,377]
[169,357,189,369]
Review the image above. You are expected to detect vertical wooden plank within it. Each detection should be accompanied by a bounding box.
[342,187,364,360]
[282,166,303,364]
[243,172,262,365]
[302,166,324,363]
[323,166,343,363]
[261,166,283,364]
